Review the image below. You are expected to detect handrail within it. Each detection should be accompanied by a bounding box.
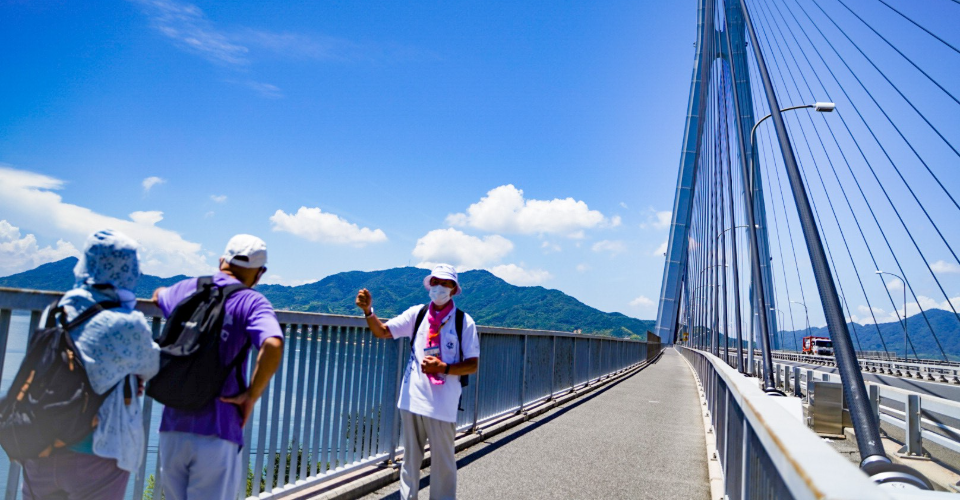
[0,287,659,499]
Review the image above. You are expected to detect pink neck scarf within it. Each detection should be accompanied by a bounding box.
[427,300,454,344]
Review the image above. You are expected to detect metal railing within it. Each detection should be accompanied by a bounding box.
[678,346,951,499]
[0,287,659,499]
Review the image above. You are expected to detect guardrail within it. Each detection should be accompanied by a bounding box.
[0,287,659,500]
[762,360,960,474]
[678,346,954,499]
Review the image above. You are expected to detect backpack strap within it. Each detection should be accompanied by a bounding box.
[455,309,465,363]
[60,301,122,330]
[200,277,252,395]
[410,305,429,354]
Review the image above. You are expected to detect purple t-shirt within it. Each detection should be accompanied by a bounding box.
[156,272,283,447]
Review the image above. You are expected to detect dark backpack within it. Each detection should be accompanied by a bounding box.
[412,305,469,387]
[146,277,250,411]
[0,301,123,461]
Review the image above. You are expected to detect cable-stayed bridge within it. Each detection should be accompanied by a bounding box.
[0,0,959,498]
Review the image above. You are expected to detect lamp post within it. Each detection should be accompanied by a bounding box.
[745,101,835,390]
[876,270,908,361]
[790,300,810,351]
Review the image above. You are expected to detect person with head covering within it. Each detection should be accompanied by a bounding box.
[21,229,160,500]
[355,264,480,500]
[152,234,283,500]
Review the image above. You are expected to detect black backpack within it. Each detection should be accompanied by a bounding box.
[0,301,124,461]
[146,277,250,411]
[412,305,469,387]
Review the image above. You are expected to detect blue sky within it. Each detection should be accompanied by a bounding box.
[0,0,695,318]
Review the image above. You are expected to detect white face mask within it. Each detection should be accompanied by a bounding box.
[429,285,452,306]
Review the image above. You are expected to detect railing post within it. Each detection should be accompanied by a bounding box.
[386,337,406,464]
[899,394,924,457]
[868,384,880,425]
[793,366,802,398]
[518,335,527,414]
[806,370,814,402]
[549,336,556,400]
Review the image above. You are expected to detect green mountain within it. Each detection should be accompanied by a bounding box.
[0,257,188,299]
[0,259,655,339]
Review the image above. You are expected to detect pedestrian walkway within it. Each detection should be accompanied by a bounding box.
[360,348,710,499]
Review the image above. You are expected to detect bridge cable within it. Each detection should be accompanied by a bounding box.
[807,0,960,216]
[875,0,960,56]
[784,0,960,345]
[761,0,951,359]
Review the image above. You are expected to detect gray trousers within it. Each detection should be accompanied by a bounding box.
[400,410,458,500]
[159,431,242,500]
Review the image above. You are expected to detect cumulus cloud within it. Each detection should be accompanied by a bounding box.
[541,241,561,253]
[640,209,672,230]
[130,210,164,226]
[489,264,552,286]
[142,176,165,193]
[653,240,668,256]
[931,260,960,274]
[412,228,513,270]
[259,274,319,287]
[446,185,618,238]
[630,295,655,308]
[0,166,209,277]
[592,240,626,256]
[210,194,227,203]
[0,221,79,277]
[850,296,960,324]
[576,263,590,273]
[270,207,387,246]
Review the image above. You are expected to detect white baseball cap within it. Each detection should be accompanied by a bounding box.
[222,234,268,269]
[422,264,460,294]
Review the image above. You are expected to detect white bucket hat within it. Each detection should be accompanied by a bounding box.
[422,264,460,295]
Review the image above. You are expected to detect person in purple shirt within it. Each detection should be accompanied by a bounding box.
[152,234,284,500]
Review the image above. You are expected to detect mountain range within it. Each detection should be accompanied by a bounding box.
[0,258,655,339]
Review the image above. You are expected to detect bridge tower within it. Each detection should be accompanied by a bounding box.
[654,0,779,348]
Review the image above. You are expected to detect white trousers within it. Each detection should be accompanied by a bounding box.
[399,410,458,500]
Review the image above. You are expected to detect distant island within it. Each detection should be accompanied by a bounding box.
[0,257,656,340]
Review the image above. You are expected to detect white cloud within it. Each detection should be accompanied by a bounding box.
[130,210,164,226]
[640,210,672,230]
[592,240,626,256]
[0,166,210,277]
[446,185,617,238]
[619,202,628,209]
[242,81,283,99]
[541,241,561,253]
[0,221,79,277]
[204,211,215,218]
[931,260,960,274]
[489,264,552,286]
[630,295,655,308]
[210,194,227,203]
[576,263,590,273]
[850,295,960,324]
[142,176,165,193]
[270,207,387,246]
[131,0,249,65]
[412,228,513,270]
[652,239,668,257]
[884,278,904,291]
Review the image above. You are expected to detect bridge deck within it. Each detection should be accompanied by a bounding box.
[360,348,710,499]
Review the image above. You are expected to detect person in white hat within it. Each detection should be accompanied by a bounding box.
[151,234,284,500]
[356,264,480,500]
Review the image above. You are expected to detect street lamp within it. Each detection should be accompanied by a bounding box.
[749,102,836,186]
[876,270,908,361]
[790,300,810,351]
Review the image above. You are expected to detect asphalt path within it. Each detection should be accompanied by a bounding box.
[360,348,710,500]
[768,358,960,401]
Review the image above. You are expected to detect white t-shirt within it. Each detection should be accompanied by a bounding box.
[386,303,481,423]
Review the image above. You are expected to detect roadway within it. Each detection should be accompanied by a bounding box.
[359,348,710,500]
[766,357,960,401]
